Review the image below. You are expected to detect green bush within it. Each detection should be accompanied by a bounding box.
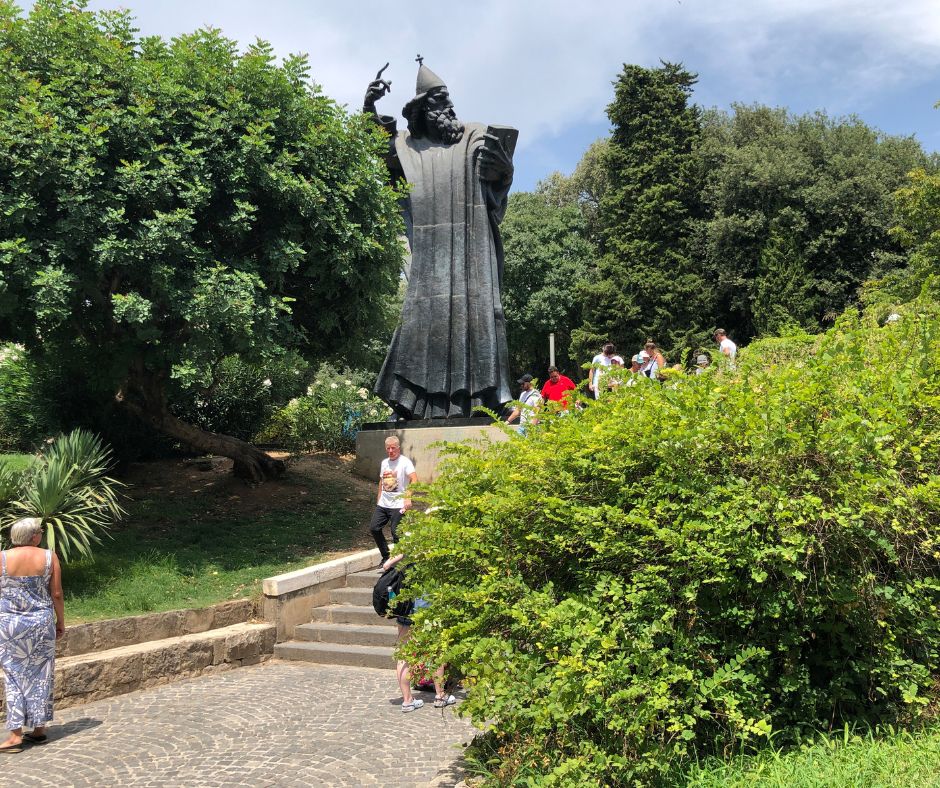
[256,363,390,452]
[0,343,59,451]
[399,296,940,785]
[171,353,310,442]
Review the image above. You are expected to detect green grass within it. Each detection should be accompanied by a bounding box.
[60,464,374,622]
[682,726,940,787]
[0,452,36,473]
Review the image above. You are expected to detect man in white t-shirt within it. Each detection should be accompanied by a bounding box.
[714,328,737,362]
[369,436,417,564]
[588,343,616,399]
[506,374,542,435]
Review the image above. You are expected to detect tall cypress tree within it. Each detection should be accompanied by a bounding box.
[572,62,708,362]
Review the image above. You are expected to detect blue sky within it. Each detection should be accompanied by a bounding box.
[26,0,940,191]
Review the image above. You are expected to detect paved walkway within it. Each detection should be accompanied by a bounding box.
[2,661,476,787]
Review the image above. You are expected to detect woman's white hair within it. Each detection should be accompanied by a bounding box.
[9,517,42,547]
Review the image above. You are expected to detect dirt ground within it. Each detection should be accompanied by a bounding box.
[120,451,377,516]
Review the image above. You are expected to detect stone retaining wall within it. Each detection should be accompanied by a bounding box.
[58,598,257,658]
[56,622,276,708]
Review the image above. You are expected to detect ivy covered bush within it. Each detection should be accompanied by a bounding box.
[256,363,389,452]
[399,295,940,785]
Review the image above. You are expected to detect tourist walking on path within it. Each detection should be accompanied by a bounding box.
[605,355,624,394]
[714,328,737,362]
[0,517,65,753]
[506,374,542,434]
[541,366,577,409]
[383,554,456,712]
[587,343,616,399]
[369,437,417,565]
[641,341,666,380]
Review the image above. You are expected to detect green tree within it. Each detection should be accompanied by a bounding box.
[536,137,611,242]
[500,190,597,381]
[573,62,708,362]
[865,166,940,307]
[0,1,404,479]
[697,106,927,340]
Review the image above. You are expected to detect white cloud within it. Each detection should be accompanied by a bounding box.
[49,0,940,171]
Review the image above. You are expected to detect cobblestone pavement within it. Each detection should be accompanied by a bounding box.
[2,661,477,787]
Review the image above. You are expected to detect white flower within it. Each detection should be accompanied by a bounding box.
[306,385,314,396]
[344,379,352,386]
[330,382,338,389]
[262,378,272,388]
[358,387,369,399]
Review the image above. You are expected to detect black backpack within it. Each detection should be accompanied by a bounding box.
[372,565,410,617]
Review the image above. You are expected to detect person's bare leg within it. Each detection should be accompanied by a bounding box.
[0,727,23,748]
[396,623,413,704]
[433,664,446,698]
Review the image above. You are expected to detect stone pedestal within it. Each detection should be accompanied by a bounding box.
[354,417,514,482]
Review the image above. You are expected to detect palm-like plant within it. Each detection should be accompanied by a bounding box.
[0,460,22,509]
[1,429,125,561]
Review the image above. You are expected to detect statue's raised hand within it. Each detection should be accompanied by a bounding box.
[479,134,514,184]
[363,63,392,113]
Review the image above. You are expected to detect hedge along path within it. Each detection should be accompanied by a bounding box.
[396,297,940,785]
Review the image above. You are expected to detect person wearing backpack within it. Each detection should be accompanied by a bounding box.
[378,554,457,712]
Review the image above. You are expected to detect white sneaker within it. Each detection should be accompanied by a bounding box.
[402,699,424,713]
[433,694,457,708]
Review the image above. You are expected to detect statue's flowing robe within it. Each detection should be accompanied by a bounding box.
[374,122,513,419]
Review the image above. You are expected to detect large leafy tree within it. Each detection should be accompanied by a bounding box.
[500,188,597,383]
[696,105,928,339]
[863,166,940,307]
[0,1,404,479]
[573,62,708,361]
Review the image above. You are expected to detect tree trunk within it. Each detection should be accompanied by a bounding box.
[116,366,285,483]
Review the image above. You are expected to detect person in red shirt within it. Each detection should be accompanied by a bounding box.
[541,366,576,408]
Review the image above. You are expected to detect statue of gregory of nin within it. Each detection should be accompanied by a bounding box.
[364,59,517,420]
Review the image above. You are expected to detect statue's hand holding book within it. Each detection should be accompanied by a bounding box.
[480,125,518,183]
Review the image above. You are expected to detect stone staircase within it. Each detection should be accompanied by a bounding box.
[274,568,398,669]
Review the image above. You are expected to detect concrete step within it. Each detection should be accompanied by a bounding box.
[295,622,399,647]
[310,605,390,626]
[274,640,395,669]
[346,569,384,588]
[329,586,374,606]
[53,621,276,710]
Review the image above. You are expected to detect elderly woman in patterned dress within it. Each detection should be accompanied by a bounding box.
[0,517,65,753]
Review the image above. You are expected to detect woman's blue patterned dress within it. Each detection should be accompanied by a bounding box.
[0,550,55,730]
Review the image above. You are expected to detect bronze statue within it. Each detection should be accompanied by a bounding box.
[364,58,517,420]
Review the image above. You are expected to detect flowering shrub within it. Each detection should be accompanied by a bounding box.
[0,343,59,451]
[399,294,940,785]
[171,353,310,442]
[256,363,390,452]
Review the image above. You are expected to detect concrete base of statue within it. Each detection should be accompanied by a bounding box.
[353,417,514,483]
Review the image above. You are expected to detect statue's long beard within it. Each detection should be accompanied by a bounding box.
[427,108,464,144]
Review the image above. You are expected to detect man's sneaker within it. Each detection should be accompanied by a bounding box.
[433,694,457,708]
[402,699,424,713]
